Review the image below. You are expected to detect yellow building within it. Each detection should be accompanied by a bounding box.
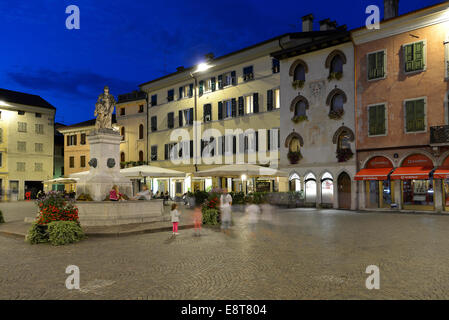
[116,91,148,166]
[58,115,118,176]
[0,88,56,200]
[138,36,300,194]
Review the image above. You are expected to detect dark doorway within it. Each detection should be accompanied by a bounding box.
[25,181,43,199]
[338,172,351,209]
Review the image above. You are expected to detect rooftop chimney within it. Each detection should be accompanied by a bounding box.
[328,20,337,30]
[205,53,214,61]
[319,18,331,31]
[302,14,314,32]
[176,66,185,72]
[384,0,399,20]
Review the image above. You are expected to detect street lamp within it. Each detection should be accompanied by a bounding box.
[190,62,213,173]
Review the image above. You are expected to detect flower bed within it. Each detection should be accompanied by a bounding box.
[27,191,85,245]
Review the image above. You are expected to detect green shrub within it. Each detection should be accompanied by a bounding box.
[76,193,93,201]
[202,208,219,226]
[230,192,245,204]
[0,210,4,223]
[48,221,85,246]
[246,192,267,204]
[26,223,49,244]
[193,190,209,206]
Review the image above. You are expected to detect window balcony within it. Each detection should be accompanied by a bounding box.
[117,91,147,103]
[430,125,449,145]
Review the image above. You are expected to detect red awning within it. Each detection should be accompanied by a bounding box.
[434,167,449,179]
[355,168,393,181]
[390,167,433,180]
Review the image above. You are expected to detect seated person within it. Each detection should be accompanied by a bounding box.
[132,185,151,200]
[109,185,126,201]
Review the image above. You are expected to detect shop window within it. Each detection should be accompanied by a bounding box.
[403,179,434,207]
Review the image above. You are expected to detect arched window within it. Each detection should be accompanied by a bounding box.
[330,55,344,74]
[120,127,125,141]
[304,173,317,203]
[331,94,344,113]
[139,150,144,162]
[289,137,301,153]
[294,64,306,82]
[321,172,334,205]
[336,131,353,162]
[120,152,125,162]
[289,173,301,192]
[295,100,307,117]
[139,124,144,140]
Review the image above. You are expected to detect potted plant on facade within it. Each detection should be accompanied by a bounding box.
[291,80,305,90]
[328,109,344,120]
[292,115,308,124]
[327,72,343,81]
[287,150,303,164]
[336,148,354,162]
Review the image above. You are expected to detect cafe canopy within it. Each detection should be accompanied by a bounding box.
[120,165,186,178]
[193,164,288,178]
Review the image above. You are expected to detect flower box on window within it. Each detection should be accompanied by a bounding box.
[327,72,343,81]
[336,148,353,162]
[328,109,344,120]
[287,150,303,164]
[292,115,308,123]
[291,80,305,90]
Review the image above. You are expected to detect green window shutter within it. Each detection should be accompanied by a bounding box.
[368,53,376,79]
[405,101,416,132]
[368,106,377,135]
[376,52,384,78]
[415,99,425,131]
[413,42,424,71]
[376,105,386,135]
[405,44,413,72]
[199,81,204,96]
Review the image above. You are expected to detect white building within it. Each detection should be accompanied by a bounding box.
[0,88,56,200]
[272,16,357,209]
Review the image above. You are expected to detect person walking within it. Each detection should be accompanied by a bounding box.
[220,189,233,235]
[246,198,261,238]
[170,203,181,235]
[193,205,202,236]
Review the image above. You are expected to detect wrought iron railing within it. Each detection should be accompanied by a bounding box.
[430,125,449,144]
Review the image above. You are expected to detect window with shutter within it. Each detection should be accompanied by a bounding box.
[404,41,425,73]
[367,51,385,80]
[151,116,157,132]
[189,108,194,125]
[253,93,259,113]
[211,77,216,91]
[218,75,223,89]
[218,101,223,120]
[168,112,174,129]
[231,99,237,117]
[368,104,386,136]
[199,81,204,96]
[179,87,183,100]
[231,71,237,85]
[238,97,244,116]
[190,140,194,159]
[189,84,194,97]
[167,89,174,102]
[267,90,273,111]
[405,99,426,132]
[179,110,183,127]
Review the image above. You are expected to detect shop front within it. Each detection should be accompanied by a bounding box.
[391,154,435,211]
[433,156,449,211]
[355,156,394,209]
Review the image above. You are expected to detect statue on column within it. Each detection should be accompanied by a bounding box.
[94,86,116,130]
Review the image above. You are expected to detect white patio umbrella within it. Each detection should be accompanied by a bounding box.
[43,177,80,184]
[120,165,186,178]
[193,164,288,178]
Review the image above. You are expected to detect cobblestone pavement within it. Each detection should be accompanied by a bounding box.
[2,207,449,300]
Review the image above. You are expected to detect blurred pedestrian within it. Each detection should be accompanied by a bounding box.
[170,203,181,235]
[260,199,275,237]
[193,205,202,236]
[246,198,261,237]
[220,189,233,235]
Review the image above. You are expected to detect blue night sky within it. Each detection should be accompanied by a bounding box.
[0,0,444,125]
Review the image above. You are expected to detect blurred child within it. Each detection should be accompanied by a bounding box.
[170,203,181,235]
[193,205,202,236]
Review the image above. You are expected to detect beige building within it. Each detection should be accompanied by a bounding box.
[138,35,312,195]
[0,88,56,200]
[58,115,118,177]
[116,91,148,166]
